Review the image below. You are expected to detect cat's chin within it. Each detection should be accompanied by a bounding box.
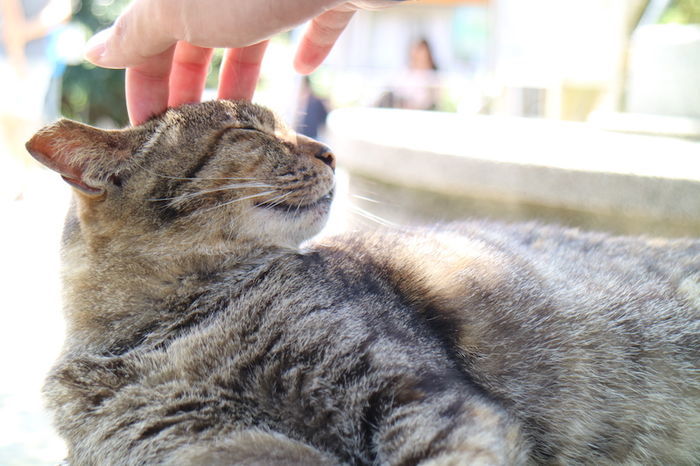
[243,193,333,248]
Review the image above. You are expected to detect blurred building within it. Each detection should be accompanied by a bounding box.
[320,0,490,112]
[323,0,700,237]
[319,0,699,133]
[492,0,635,120]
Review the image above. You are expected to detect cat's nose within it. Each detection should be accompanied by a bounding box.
[314,145,336,171]
[297,135,336,171]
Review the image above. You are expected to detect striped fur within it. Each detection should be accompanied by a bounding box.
[28,101,699,465]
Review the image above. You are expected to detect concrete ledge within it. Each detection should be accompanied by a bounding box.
[327,108,700,232]
[589,111,700,140]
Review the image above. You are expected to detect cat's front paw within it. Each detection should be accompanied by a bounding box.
[165,429,339,466]
[418,422,529,466]
[418,443,523,466]
[377,388,529,466]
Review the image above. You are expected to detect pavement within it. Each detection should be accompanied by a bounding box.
[327,108,700,237]
[0,162,69,464]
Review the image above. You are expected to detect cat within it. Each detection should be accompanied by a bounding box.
[27,100,699,465]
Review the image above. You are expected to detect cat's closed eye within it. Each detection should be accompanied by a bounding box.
[232,126,262,133]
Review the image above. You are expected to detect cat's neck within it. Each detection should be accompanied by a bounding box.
[60,231,287,351]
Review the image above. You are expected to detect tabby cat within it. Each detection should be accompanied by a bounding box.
[27,100,699,465]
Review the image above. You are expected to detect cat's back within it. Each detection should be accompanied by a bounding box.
[333,220,700,320]
[318,222,700,464]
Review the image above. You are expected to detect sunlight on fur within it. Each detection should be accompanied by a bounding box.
[24,100,700,465]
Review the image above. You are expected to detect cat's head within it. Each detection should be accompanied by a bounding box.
[26,100,335,254]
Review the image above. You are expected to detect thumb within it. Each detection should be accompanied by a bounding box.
[85,0,179,68]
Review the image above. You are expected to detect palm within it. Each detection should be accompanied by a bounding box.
[117,0,398,125]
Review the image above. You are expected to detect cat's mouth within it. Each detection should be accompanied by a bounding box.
[257,189,334,214]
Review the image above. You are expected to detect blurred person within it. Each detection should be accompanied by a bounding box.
[410,38,438,72]
[83,0,404,125]
[295,76,329,139]
[0,0,72,197]
[405,37,440,110]
[377,37,441,111]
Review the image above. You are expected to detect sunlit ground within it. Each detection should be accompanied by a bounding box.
[0,151,70,464]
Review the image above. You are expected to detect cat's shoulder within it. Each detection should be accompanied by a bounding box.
[306,220,700,311]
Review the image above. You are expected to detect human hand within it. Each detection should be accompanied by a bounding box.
[84,0,402,125]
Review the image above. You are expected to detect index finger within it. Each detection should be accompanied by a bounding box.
[125,45,175,125]
[217,41,269,101]
[168,42,214,107]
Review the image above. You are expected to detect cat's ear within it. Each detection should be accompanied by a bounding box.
[26,119,144,198]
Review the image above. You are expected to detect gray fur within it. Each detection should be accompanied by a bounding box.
[27,101,699,465]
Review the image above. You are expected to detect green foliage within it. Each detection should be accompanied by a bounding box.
[206,49,224,90]
[61,0,131,126]
[661,0,700,24]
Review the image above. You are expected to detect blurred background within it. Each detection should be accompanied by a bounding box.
[1,0,699,464]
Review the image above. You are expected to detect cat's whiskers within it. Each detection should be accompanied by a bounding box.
[348,203,399,228]
[351,194,382,204]
[255,191,294,209]
[216,191,294,242]
[147,182,275,202]
[293,199,303,217]
[202,190,279,214]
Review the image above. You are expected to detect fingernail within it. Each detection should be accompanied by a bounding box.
[84,27,113,65]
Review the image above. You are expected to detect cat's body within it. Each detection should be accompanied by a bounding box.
[28,101,699,465]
